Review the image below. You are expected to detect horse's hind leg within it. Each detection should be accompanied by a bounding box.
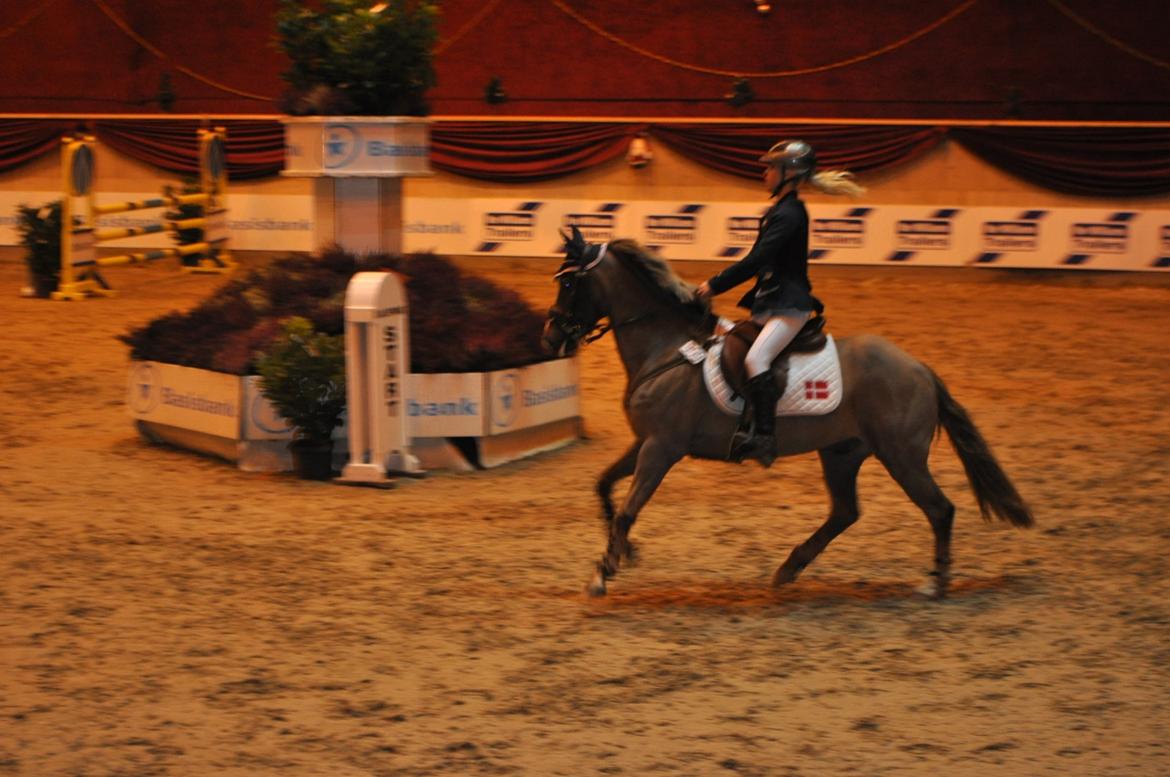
[877,448,955,599]
[588,437,681,596]
[773,439,870,587]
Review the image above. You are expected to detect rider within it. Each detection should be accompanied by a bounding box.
[696,139,865,464]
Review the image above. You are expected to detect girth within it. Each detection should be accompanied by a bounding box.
[718,314,828,398]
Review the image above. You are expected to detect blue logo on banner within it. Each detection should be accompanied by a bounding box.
[250,393,292,434]
[494,372,519,428]
[129,363,160,413]
[484,211,536,241]
[1071,222,1128,254]
[324,125,361,169]
[564,211,617,242]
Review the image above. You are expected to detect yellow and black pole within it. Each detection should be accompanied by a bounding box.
[52,134,102,300]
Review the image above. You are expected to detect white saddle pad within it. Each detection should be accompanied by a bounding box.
[690,335,843,417]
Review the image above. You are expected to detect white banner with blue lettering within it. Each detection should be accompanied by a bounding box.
[3,192,1167,270]
[403,198,1170,272]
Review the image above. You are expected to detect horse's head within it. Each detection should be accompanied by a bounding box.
[542,226,608,357]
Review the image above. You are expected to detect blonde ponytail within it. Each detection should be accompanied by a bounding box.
[809,170,866,197]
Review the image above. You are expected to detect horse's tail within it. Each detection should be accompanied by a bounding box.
[932,371,1034,528]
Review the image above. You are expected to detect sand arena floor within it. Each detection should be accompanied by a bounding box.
[2,253,1169,776]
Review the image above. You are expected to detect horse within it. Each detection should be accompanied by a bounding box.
[541,232,1034,598]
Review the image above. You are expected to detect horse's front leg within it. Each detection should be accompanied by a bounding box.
[596,439,644,529]
[588,437,682,596]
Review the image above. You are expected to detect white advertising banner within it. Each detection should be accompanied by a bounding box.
[402,197,1170,272]
[0,191,314,252]
[407,372,487,438]
[7,191,1168,271]
[126,361,241,439]
[486,358,581,436]
[283,117,431,177]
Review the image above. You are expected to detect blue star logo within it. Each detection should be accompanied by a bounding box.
[494,373,519,428]
[323,125,361,169]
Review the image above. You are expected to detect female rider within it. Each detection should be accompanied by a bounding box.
[696,139,865,464]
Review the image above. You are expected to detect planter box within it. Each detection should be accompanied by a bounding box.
[126,358,581,473]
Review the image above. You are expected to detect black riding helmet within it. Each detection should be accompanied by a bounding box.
[760,139,816,194]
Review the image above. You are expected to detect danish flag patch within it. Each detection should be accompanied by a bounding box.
[805,380,830,400]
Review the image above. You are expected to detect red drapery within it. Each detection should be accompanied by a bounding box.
[430,121,643,182]
[951,126,1170,197]
[651,123,947,180]
[3,118,1169,197]
[0,119,72,174]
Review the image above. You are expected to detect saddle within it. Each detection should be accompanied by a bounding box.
[718,314,828,398]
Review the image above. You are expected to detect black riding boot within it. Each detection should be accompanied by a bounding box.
[730,372,779,466]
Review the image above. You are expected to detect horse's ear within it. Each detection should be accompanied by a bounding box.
[559,229,572,246]
[570,225,583,243]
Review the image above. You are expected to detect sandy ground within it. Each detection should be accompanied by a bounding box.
[2,251,1169,777]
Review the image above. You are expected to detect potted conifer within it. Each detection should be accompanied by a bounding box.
[255,316,347,479]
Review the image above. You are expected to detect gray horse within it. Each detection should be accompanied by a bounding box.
[541,232,1034,598]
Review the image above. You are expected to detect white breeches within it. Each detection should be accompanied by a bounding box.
[745,311,812,378]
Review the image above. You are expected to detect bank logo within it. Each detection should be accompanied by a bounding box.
[128,362,160,414]
[250,393,292,435]
[324,124,361,169]
[645,205,702,244]
[494,372,519,428]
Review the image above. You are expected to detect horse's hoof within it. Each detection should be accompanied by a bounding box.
[915,576,948,600]
[622,542,640,567]
[771,566,799,587]
[586,573,608,597]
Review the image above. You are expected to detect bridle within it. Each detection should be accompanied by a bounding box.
[548,242,656,350]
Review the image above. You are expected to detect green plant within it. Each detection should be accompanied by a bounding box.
[255,317,347,444]
[274,0,439,116]
[17,201,62,297]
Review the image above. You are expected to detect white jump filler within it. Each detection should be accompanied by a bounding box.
[339,271,421,484]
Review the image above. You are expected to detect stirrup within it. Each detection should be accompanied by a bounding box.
[730,428,777,467]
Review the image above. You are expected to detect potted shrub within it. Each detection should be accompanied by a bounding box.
[17,201,62,298]
[255,316,347,479]
[274,0,438,117]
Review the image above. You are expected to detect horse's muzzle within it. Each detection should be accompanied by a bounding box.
[541,319,577,358]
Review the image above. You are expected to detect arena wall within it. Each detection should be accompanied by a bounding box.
[3,131,1169,264]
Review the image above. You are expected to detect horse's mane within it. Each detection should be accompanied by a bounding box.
[607,239,696,305]
[605,238,712,330]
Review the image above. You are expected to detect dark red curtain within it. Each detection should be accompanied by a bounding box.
[951,126,1170,197]
[4,118,1170,197]
[0,119,72,174]
[430,121,643,182]
[94,120,285,180]
[651,123,947,180]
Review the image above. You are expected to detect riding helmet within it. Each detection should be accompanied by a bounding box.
[759,139,816,179]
